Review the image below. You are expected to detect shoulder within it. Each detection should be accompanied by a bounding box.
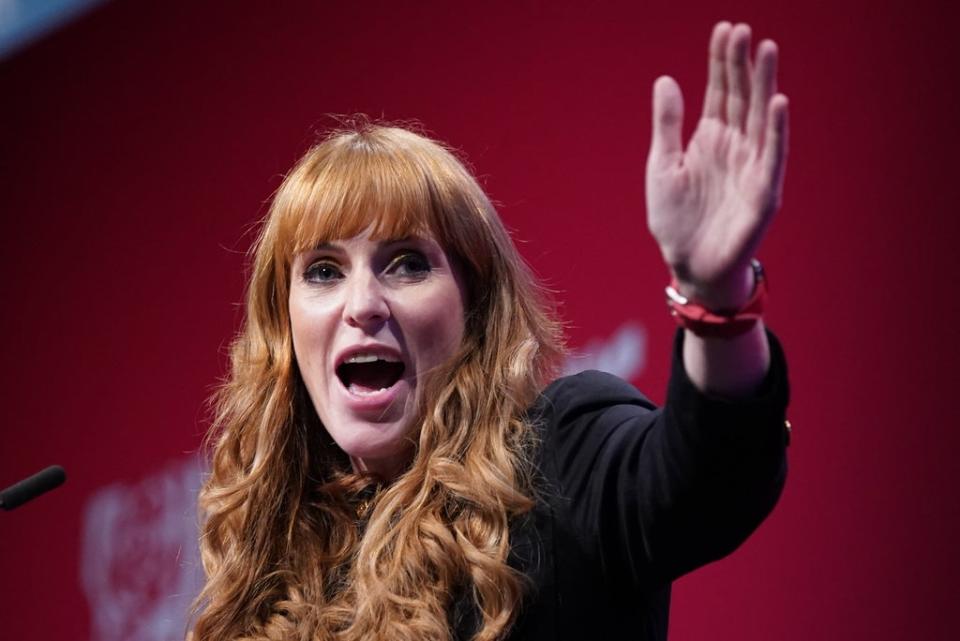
[528,372,660,496]
[531,370,657,432]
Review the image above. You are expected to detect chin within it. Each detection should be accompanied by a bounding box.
[331,420,413,463]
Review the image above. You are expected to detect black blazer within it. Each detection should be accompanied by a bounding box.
[453,329,790,640]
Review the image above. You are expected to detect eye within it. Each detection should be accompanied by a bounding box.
[388,251,432,279]
[303,261,343,284]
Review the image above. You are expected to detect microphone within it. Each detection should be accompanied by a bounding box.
[0,465,66,511]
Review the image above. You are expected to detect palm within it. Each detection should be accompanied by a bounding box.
[646,23,789,309]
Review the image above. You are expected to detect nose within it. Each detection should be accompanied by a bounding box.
[342,271,390,329]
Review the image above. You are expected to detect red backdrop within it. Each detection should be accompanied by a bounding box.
[1,1,958,639]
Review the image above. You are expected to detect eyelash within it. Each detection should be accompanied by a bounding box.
[302,262,342,283]
[301,251,432,284]
[389,251,432,277]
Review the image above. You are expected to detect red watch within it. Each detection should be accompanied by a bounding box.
[665,259,767,338]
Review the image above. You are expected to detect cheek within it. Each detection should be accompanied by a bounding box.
[415,290,466,362]
[289,302,310,361]
[289,298,335,381]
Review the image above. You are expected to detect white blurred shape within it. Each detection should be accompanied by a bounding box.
[81,456,205,641]
[562,320,647,381]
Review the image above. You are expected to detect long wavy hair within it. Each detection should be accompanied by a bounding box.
[191,123,564,641]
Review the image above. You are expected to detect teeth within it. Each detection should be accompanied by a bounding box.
[349,384,389,396]
[345,353,399,364]
[346,354,379,364]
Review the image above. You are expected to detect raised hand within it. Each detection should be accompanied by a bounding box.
[646,22,789,312]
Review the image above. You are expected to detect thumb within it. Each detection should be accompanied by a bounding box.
[649,75,685,168]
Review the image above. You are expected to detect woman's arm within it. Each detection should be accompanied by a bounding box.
[645,22,789,398]
[542,329,789,589]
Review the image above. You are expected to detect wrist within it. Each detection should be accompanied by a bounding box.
[666,260,766,339]
[670,261,756,313]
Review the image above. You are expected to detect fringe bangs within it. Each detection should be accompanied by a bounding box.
[271,128,475,265]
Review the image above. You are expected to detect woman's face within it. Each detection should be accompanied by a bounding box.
[289,229,467,480]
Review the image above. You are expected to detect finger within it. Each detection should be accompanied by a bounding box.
[650,75,685,168]
[746,40,778,148]
[761,94,790,209]
[702,21,732,120]
[725,23,752,131]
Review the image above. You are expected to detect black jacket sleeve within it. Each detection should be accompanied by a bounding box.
[537,328,789,591]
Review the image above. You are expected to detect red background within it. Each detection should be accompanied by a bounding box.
[1,1,958,639]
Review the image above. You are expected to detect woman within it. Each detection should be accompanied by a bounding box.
[192,21,790,641]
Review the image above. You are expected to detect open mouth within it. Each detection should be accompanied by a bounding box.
[336,356,405,395]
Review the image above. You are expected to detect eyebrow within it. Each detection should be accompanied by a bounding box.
[310,235,422,251]
[383,235,420,246]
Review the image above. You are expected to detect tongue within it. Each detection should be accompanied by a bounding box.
[340,361,403,393]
